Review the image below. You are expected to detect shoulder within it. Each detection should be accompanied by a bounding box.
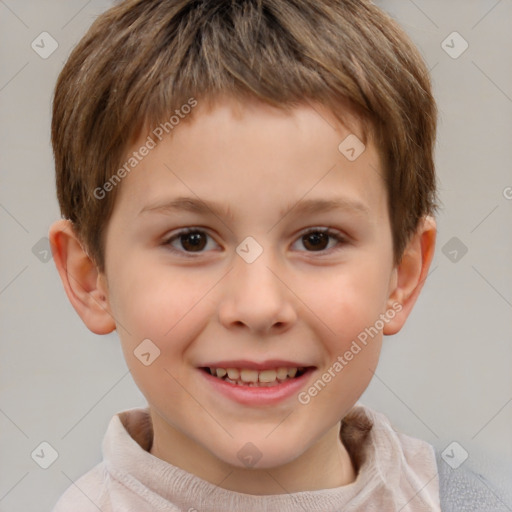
[436,451,511,512]
[52,463,111,512]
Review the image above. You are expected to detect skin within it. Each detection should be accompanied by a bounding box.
[49,97,436,495]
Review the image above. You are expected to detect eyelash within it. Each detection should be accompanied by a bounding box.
[162,227,348,257]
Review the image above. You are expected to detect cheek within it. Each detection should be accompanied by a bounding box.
[108,259,213,351]
[108,262,213,403]
[314,262,391,345]
[307,260,391,407]
[298,268,387,419]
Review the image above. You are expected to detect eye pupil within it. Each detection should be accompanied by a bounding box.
[303,232,328,251]
[182,232,206,251]
[168,228,340,256]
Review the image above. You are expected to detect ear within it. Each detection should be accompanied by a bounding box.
[383,216,436,335]
[48,219,116,335]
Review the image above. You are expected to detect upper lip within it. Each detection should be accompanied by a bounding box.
[199,360,314,370]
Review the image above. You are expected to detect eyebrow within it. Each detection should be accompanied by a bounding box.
[139,196,369,220]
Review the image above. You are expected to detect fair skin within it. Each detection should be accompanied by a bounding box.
[49,97,436,495]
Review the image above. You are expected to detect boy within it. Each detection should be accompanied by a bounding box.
[48,0,507,510]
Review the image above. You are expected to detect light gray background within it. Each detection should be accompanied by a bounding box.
[1,1,511,510]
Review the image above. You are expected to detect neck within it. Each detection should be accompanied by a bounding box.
[149,413,357,495]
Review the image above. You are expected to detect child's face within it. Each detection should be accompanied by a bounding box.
[100,98,400,471]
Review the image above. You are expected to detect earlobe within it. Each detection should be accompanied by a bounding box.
[383,216,436,335]
[48,219,116,335]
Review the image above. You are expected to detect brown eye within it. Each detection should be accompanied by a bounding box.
[293,228,346,253]
[302,231,329,251]
[164,228,216,255]
[179,231,207,252]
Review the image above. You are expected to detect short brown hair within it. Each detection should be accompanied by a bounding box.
[52,0,437,272]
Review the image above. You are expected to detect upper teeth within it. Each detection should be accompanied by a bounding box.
[209,367,301,383]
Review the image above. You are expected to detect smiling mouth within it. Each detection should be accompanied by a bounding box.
[200,366,311,387]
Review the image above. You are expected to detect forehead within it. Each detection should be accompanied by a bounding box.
[110,97,386,225]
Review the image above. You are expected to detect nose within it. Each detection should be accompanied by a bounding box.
[217,248,297,336]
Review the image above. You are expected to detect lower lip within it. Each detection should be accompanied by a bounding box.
[199,368,315,406]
